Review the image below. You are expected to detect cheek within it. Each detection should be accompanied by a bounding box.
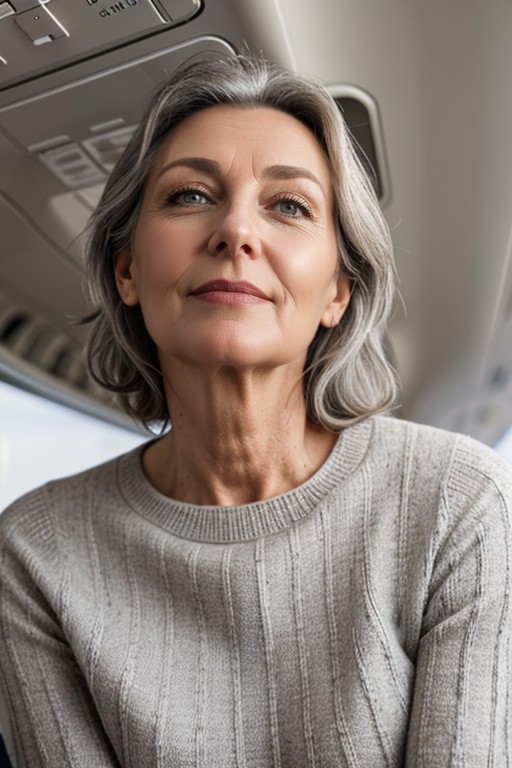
[132,223,193,291]
[277,238,339,305]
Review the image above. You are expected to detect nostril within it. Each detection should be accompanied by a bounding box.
[208,229,260,259]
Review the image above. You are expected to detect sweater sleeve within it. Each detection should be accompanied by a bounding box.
[406,437,512,766]
[0,489,121,768]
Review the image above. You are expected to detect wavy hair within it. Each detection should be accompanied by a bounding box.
[84,53,398,431]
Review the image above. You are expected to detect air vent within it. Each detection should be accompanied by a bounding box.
[0,311,30,344]
[329,84,391,207]
[82,125,137,172]
[0,294,142,432]
[0,298,89,392]
[39,144,107,189]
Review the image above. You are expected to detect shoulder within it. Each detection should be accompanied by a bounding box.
[370,413,460,455]
[368,414,512,534]
[0,443,147,559]
[370,414,510,479]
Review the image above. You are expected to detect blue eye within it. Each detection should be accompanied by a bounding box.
[180,190,208,204]
[273,196,312,218]
[277,200,301,216]
[165,187,210,206]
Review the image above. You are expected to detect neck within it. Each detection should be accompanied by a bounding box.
[142,362,337,506]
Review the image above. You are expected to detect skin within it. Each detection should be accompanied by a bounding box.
[115,104,351,505]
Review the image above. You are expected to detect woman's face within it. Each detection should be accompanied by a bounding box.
[115,104,350,377]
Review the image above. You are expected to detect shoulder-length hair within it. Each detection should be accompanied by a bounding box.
[84,53,398,431]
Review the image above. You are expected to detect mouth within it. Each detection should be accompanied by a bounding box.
[190,279,271,305]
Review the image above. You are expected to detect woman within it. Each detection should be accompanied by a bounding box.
[0,54,510,767]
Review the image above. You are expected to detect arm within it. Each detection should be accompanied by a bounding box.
[0,492,121,768]
[406,441,512,766]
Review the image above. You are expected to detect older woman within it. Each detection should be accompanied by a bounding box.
[0,54,510,768]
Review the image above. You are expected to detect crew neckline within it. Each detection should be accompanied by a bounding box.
[117,417,374,543]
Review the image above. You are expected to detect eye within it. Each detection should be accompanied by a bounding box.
[165,186,211,206]
[272,196,312,218]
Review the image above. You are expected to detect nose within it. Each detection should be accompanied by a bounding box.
[207,203,262,260]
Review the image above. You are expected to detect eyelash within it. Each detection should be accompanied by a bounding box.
[271,194,313,218]
[163,186,313,218]
[164,186,211,206]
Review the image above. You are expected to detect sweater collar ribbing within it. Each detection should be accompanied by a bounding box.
[117,417,374,543]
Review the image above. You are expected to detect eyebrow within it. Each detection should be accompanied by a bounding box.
[155,158,326,194]
[263,164,325,192]
[156,157,221,181]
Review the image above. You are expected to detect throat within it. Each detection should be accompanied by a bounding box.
[141,421,338,507]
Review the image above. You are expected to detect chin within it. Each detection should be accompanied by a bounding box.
[172,334,304,372]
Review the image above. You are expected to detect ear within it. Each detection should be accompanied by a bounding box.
[114,249,140,307]
[320,273,351,328]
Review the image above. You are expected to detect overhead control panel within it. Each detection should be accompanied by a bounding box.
[0,0,202,90]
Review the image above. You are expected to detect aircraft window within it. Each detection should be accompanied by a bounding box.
[0,381,146,511]
[328,85,391,208]
[336,96,383,200]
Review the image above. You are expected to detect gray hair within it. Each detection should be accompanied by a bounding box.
[84,53,398,431]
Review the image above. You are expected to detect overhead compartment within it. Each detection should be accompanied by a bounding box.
[0,0,202,90]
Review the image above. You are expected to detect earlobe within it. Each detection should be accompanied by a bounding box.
[320,274,351,328]
[114,249,139,307]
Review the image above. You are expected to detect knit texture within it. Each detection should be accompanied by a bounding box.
[0,415,511,767]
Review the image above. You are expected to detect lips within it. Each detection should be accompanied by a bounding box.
[190,280,270,300]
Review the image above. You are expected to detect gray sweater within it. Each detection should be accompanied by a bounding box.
[0,416,511,767]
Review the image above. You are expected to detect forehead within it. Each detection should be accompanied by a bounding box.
[149,104,332,182]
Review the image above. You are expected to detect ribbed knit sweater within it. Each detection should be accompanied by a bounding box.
[0,415,511,767]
